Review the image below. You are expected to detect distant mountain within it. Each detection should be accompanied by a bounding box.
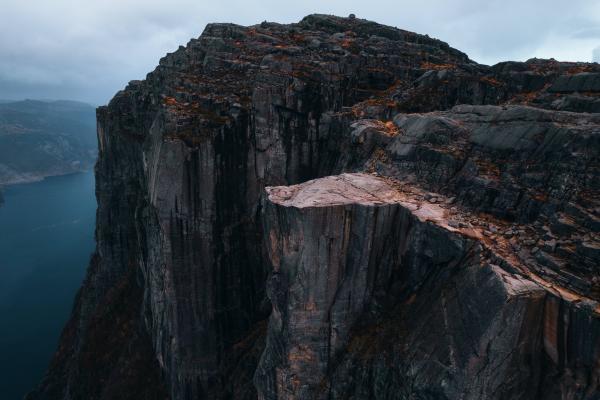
[0,99,97,185]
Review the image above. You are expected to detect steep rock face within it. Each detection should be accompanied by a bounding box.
[256,173,599,399]
[32,15,477,400]
[30,14,600,400]
[257,174,418,399]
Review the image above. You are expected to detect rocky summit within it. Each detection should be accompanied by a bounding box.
[28,14,600,400]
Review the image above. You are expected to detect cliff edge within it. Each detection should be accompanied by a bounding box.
[28,14,600,400]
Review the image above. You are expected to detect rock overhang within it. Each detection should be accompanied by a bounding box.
[264,172,600,315]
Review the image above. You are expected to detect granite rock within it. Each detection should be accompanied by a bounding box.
[257,173,600,399]
[28,14,600,400]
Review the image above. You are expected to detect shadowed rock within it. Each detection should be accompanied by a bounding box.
[257,173,599,399]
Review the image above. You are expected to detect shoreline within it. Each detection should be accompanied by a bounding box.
[0,166,96,188]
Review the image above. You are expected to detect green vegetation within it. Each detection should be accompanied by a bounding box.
[0,100,97,184]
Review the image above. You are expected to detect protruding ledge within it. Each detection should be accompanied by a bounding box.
[265,172,403,208]
[266,172,453,231]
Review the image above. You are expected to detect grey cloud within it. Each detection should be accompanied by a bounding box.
[573,27,600,39]
[1,0,599,105]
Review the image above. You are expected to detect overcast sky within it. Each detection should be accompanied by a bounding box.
[1,0,599,105]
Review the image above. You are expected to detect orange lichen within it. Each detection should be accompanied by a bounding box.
[531,191,549,202]
[480,76,504,87]
[380,80,403,95]
[384,121,399,136]
[288,347,316,363]
[349,98,400,119]
[366,148,390,173]
[340,39,354,48]
[566,65,595,75]
[474,158,501,179]
[289,33,306,44]
[420,61,457,71]
[163,96,178,106]
[519,91,540,103]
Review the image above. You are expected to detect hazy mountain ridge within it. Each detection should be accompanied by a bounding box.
[0,99,97,185]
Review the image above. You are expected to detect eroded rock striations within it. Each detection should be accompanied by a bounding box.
[29,14,599,400]
[258,173,599,399]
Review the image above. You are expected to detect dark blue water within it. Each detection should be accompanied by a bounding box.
[0,171,96,399]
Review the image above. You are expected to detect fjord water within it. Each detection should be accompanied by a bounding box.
[0,171,96,399]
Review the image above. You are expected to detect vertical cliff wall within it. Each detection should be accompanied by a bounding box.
[257,173,599,399]
[29,14,600,400]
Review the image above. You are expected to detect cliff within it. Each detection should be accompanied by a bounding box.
[28,14,600,400]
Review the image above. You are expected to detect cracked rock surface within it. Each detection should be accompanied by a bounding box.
[258,173,599,399]
[27,14,599,400]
